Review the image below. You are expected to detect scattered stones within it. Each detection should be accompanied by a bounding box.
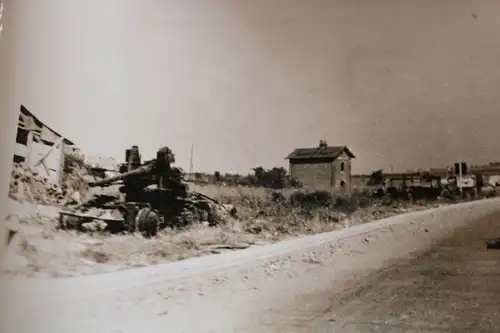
[9,159,90,207]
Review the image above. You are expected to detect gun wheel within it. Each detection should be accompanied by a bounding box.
[135,207,159,238]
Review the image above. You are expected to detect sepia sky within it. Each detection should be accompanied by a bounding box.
[1,0,500,176]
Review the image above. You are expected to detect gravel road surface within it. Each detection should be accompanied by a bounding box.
[260,201,500,332]
[1,199,499,333]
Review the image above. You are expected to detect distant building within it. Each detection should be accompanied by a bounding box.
[14,105,77,184]
[470,165,500,186]
[285,140,355,192]
[428,168,451,178]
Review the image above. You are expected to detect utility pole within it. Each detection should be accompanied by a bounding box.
[189,144,194,180]
[458,162,463,200]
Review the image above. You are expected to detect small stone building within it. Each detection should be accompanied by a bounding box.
[285,140,355,192]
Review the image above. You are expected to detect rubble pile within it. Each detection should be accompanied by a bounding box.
[9,157,90,207]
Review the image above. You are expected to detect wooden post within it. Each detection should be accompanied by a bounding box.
[41,161,50,177]
[25,130,34,168]
[458,162,463,201]
[474,175,478,200]
[189,144,194,181]
[57,139,65,185]
[34,136,64,168]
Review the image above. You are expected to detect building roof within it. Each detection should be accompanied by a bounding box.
[19,104,75,146]
[286,145,355,160]
[470,166,500,176]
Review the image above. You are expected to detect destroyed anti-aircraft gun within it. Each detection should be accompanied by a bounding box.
[59,145,220,237]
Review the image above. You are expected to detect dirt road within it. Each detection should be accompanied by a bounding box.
[259,205,500,332]
[1,199,500,333]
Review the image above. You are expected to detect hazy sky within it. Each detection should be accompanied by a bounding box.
[1,0,499,175]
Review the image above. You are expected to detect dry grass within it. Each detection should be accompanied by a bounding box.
[190,183,272,202]
[2,185,447,278]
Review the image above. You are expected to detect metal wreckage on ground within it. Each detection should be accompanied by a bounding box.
[59,145,234,237]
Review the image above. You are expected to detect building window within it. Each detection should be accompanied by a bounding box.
[13,155,25,164]
[340,162,345,172]
[16,129,29,145]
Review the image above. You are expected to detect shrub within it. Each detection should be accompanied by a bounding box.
[350,188,373,208]
[289,190,333,208]
[334,195,359,213]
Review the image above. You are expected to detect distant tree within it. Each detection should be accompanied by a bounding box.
[367,169,385,186]
[249,166,288,189]
[246,174,258,186]
[252,167,266,182]
[214,171,222,183]
[267,167,287,189]
[223,172,241,185]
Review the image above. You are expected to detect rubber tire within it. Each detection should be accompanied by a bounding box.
[135,208,159,238]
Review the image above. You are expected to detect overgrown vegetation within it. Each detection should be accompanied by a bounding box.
[367,169,385,186]
[63,151,88,175]
[190,183,443,237]
[61,151,91,194]
[192,166,301,189]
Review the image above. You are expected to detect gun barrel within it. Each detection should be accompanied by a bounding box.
[89,164,153,187]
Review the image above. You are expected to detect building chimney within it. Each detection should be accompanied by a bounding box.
[319,140,328,148]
